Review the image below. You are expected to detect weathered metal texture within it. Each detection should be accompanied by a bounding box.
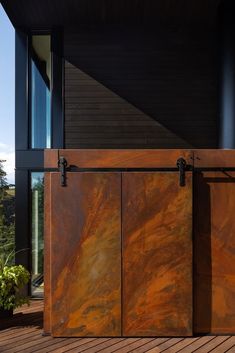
[44,149,235,170]
[49,172,121,337]
[44,149,59,168]
[44,149,235,337]
[194,171,235,334]
[55,149,193,169]
[122,172,193,336]
[194,150,235,168]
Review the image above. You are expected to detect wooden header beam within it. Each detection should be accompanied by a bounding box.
[44,149,235,169]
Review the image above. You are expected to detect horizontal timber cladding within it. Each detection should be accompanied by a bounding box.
[64,25,218,149]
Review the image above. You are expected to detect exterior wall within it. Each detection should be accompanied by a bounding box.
[15,29,63,295]
[64,25,218,149]
[14,22,218,295]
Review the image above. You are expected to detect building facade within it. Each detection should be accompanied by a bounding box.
[2,1,235,334]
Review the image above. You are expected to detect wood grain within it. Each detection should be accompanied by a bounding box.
[45,149,235,169]
[55,149,193,168]
[194,150,235,168]
[122,172,193,336]
[49,172,121,337]
[194,171,235,334]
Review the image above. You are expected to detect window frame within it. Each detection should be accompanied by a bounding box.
[15,28,64,296]
[28,30,52,150]
[30,171,45,298]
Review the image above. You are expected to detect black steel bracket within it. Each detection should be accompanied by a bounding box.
[176,158,187,187]
[58,156,68,187]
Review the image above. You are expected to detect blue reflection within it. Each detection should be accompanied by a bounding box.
[31,61,51,148]
[31,172,44,297]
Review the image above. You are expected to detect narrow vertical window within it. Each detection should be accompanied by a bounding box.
[31,35,51,148]
[31,172,44,297]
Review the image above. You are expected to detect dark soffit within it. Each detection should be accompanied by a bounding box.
[1,0,221,29]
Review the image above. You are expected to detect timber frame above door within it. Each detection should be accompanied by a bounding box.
[44,149,235,337]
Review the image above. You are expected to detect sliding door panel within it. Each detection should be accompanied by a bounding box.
[48,172,121,337]
[122,172,192,336]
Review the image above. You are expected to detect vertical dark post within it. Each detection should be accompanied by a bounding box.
[51,28,64,148]
[15,29,28,150]
[219,0,235,148]
[15,30,30,279]
[15,170,30,271]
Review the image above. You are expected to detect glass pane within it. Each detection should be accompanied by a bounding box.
[31,172,44,297]
[31,35,51,148]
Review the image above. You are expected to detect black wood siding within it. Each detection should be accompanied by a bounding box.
[64,25,218,149]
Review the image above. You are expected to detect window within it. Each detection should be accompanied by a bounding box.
[30,35,51,148]
[31,172,44,297]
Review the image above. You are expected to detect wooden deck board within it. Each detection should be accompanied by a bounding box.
[191,336,231,353]
[209,337,235,352]
[145,339,185,353]
[176,336,215,352]
[0,300,235,353]
[63,338,113,353]
[91,338,141,353]
[158,337,201,353]
[75,338,125,353]
[101,338,155,353]
[22,338,78,353]
[131,338,178,353]
[50,339,117,353]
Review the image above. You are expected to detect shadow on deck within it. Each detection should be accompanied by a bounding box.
[0,300,235,352]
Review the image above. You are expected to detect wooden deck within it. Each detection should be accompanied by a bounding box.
[0,301,235,353]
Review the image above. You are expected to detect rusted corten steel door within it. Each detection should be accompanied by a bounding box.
[194,150,235,335]
[45,172,121,336]
[44,149,193,337]
[44,149,235,337]
[122,172,192,336]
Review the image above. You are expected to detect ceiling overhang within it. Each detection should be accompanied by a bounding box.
[1,0,221,30]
